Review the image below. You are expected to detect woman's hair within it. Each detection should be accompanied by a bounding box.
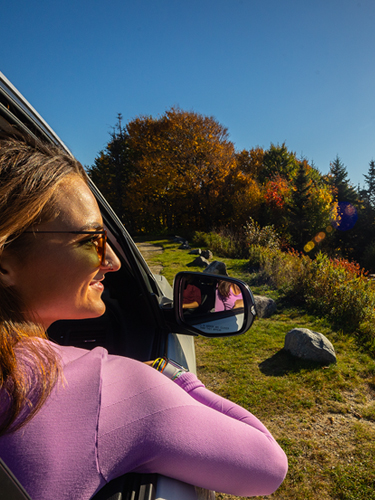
[217,281,241,298]
[218,280,232,298]
[0,136,87,435]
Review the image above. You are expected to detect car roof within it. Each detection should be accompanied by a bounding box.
[0,71,71,151]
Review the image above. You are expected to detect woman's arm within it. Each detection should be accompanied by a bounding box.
[98,355,287,497]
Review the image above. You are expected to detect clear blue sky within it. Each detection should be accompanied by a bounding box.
[1,0,374,187]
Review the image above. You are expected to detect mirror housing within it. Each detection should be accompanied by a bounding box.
[173,272,257,337]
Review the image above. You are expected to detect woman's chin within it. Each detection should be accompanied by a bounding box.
[76,297,106,320]
[87,302,106,318]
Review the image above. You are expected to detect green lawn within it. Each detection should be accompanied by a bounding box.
[138,238,375,500]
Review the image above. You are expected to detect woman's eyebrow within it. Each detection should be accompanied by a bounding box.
[78,223,104,231]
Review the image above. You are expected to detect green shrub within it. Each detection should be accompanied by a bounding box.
[192,220,280,260]
[192,229,247,258]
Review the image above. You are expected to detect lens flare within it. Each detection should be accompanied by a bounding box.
[314,232,326,243]
[304,241,315,252]
[330,202,358,231]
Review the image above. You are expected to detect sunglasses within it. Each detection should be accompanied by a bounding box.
[24,229,107,266]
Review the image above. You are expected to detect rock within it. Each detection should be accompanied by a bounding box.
[254,295,277,318]
[179,241,191,250]
[189,248,202,255]
[172,235,186,243]
[284,328,337,364]
[204,260,228,276]
[187,256,210,268]
[201,249,213,260]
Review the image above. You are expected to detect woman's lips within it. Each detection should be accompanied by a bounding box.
[89,280,104,291]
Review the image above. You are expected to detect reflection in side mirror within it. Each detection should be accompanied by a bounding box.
[174,272,257,337]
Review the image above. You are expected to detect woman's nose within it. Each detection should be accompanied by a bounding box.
[102,244,121,272]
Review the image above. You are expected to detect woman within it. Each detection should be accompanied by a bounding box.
[215,280,244,311]
[0,137,287,499]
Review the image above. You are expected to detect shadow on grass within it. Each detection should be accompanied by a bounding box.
[259,348,327,376]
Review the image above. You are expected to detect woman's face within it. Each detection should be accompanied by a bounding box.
[5,176,121,328]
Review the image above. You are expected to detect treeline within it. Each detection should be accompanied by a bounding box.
[88,108,375,271]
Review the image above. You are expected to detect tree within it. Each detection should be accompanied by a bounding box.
[220,169,263,228]
[261,174,291,233]
[327,155,357,204]
[88,114,136,228]
[92,108,238,233]
[325,156,360,259]
[259,143,299,184]
[235,147,265,179]
[362,159,375,207]
[356,160,375,269]
[286,160,313,251]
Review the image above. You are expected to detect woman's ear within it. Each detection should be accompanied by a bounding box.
[0,250,18,287]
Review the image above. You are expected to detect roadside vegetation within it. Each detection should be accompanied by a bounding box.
[140,237,375,500]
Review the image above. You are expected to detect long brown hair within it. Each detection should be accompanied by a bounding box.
[0,136,87,435]
[217,280,241,298]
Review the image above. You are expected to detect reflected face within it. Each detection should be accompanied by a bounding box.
[8,176,121,328]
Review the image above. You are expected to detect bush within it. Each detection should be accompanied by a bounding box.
[192,219,281,260]
[243,218,280,250]
[247,245,310,301]
[302,253,374,333]
[192,229,248,259]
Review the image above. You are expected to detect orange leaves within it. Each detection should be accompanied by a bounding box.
[123,107,237,231]
[236,147,265,177]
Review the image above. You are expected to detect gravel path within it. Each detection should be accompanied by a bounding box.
[136,242,164,275]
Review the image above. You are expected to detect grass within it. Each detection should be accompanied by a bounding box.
[137,237,375,500]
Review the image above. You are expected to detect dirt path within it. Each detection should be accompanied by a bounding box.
[136,242,164,275]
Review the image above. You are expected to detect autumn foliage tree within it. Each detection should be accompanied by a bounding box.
[126,108,240,232]
[236,147,265,178]
[90,108,255,233]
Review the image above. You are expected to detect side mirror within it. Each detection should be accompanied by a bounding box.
[173,272,257,337]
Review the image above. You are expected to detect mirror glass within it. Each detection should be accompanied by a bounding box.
[179,274,248,335]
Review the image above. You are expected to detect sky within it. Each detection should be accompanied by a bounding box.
[1,0,374,188]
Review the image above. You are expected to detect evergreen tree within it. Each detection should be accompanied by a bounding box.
[363,159,375,207]
[286,161,312,251]
[356,160,375,269]
[327,155,357,203]
[88,114,136,227]
[326,156,360,259]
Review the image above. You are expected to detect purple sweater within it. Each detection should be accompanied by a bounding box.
[0,343,287,499]
[215,288,243,311]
